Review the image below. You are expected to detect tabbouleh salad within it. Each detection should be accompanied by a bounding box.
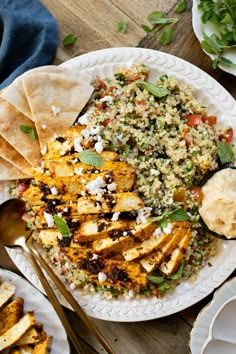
[18,63,235,299]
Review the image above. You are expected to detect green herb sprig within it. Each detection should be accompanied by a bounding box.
[141,6,187,45]
[79,150,103,166]
[217,141,235,164]
[115,20,128,33]
[198,0,236,69]
[135,80,169,98]
[150,207,188,228]
[53,215,72,237]
[20,125,36,141]
[63,33,78,46]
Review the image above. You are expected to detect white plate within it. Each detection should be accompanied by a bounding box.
[192,0,236,76]
[0,268,70,354]
[189,277,236,354]
[2,47,236,322]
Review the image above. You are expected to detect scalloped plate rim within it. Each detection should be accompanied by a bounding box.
[3,47,236,322]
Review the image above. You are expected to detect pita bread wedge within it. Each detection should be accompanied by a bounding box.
[1,66,93,123]
[22,72,94,149]
[0,136,31,175]
[0,101,41,167]
[0,157,29,180]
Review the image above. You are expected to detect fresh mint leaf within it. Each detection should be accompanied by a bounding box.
[217,141,235,164]
[168,208,188,222]
[141,24,152,33]
[175,0,187,13]
[53,215,72,237]
[169,263,184,280]
[115,20,128,33]
[202,32,222,54]
[212,57,219,69]
[135,80,169,98]
[63,33,78,46]
[159,26,174,45]
[20,125,33,134]
[79,150,104,166]
[219,57,236,68]
[158,282,171,291]
[29,129,36,141]
[224,0,236,25]
[147,275,164,285]
[147,11,167,24]
[20,125,36,141]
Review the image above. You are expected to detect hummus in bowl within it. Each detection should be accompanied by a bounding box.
[199,168,236,240]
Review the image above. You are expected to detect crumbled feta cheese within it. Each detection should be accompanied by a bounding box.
[163,223,172,234]
[43,211,54,227]
[136,207,152,224]
[90,126,100,135]
[41,145,47,155]
[63,207,68,212]
[92,254,99,260]
[50,187,58,195]
[100,95,113,103]
[85,176,106,194]
[111,212,120,221]
[98,272,107,282]
[153,227,162,236]
[150,169,159,176]
[74,137,83,152]
[81,129,90,139]
[51,105,61,116]
[123,231,128,236]
[74,167,84,176]
[117,133,124,142]
[107,182,116,191]
[78,114,88,125]
[42,124,47,129]
[59,140,72,156]
[94,141,103,153]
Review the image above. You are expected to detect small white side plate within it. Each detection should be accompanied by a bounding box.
[0,268,70,354]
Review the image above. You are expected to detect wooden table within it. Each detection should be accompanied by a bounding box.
[1,0,236,353]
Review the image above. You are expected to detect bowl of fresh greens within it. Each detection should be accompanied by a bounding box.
[192,0,236,75]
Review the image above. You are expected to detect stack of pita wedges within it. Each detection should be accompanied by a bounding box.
[0,66,94,180]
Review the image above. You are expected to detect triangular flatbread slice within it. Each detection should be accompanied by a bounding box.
[0,157,28,180]
[0,136,31,175]
[1,66,93,124]
[0,101,41,167]
[22,72,94,149]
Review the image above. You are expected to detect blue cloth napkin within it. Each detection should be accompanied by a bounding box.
[0,0,58,89]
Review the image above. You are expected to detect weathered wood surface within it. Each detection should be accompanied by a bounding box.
[1,0,235,353]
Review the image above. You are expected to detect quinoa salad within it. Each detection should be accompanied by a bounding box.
[15,63,235,300]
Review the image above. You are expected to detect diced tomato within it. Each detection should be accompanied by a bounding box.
[94,103,105,111]
[101,86,117,97]
[173,188,186,202]
[18,182,29,193]
[184,114,202,126]
[126,73,142,83]
[102,118,113,126]
[94,77,107,89]
[221,127,234,142]
[188,186,203,203]
[134,99,146,105]
[202,115,217,125]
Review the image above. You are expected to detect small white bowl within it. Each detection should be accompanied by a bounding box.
[201,296,236,354]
